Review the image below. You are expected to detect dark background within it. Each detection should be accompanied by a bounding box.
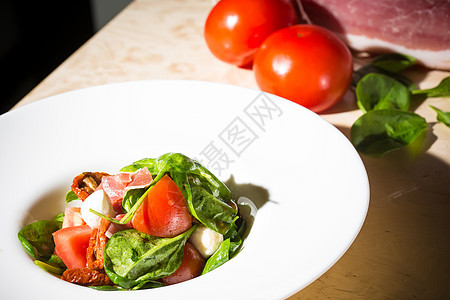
[0,1,127,115]
[0,1,94,114]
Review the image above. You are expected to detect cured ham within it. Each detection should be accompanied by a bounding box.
[97,167,153,213]
[124,167,154,190]
[300,0,450,70]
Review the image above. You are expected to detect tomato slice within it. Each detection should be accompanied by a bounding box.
[162,242,205,285]
[53,225,92,269]
[131,174,192,238]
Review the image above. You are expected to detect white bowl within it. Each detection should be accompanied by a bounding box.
[0,80,369,300]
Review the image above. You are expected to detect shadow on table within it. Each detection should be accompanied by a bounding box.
[309,124,450,298]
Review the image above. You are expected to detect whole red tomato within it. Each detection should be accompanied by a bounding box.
[253,25,353,113]
[204,0,298,67]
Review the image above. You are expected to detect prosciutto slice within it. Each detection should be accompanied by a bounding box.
[124,167,154,190]
[97,167,153,213]
[300,0,450,70]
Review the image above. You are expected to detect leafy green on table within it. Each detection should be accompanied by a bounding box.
[351,53,449,156]
[430,105,450,127]
[370,53,417,73]
[411,77,450,98]
[352,53,417,91]
[351,110,427,156]
[356,73,410,112]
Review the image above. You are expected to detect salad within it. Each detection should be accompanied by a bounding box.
[18,153,247,290]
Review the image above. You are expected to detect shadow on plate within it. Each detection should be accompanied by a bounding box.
[21,184,67,226]
[224,175,271,248]
[225,174,272,210]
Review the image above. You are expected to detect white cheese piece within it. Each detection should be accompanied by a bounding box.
[189,225,224,258]
[80,189,116,228]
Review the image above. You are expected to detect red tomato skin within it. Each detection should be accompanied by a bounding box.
[131,175,192,238]
[162,242,205,285]
[52,225,93,270]
[204,0,298,67]
[254,24,353,113]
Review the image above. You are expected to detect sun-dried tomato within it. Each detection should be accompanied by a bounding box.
[86,217,111,270]
[71,172,109,200]
[61,268,112,286]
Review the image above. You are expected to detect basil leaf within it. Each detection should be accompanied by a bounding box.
[351,110,427,156]
[65,190,79,203]
[356,73,410,112]
[189,185,237,234]
[34,260,65,275]
[104,226,196,289]
[202,238,231,275]
[18,220,62,260]
[412,77,450,98]
[47,254,66,268]
[53,213,65,222]
[352,65,416,92]
[430,105,450,127]
[122,188,146,213]
[370,53,416,73]
[131,280,165,290]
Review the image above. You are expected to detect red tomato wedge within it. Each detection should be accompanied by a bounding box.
[53,225,92,269]
[162,242,205,285]
[131,174,192,238]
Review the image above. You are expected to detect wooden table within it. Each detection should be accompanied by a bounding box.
[13,0,450,298]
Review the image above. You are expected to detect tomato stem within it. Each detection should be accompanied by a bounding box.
[295,0,312,24]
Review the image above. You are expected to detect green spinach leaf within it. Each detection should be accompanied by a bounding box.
[356,73,410,112]
[53,213,65,223]
[430,105,450,127]
[202,238,231,275]
[18,220,62,261]
[65,190,79,203]
[370,53,416,73]
[122,188,146,213]
[223,216,246,257]
[351,110,427,156]
[130,280,165,290]
[34,259,65,275]
[188,184,236,234]
[104,226,196,289]
[352,64,416,92]
[412,77,450,98]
